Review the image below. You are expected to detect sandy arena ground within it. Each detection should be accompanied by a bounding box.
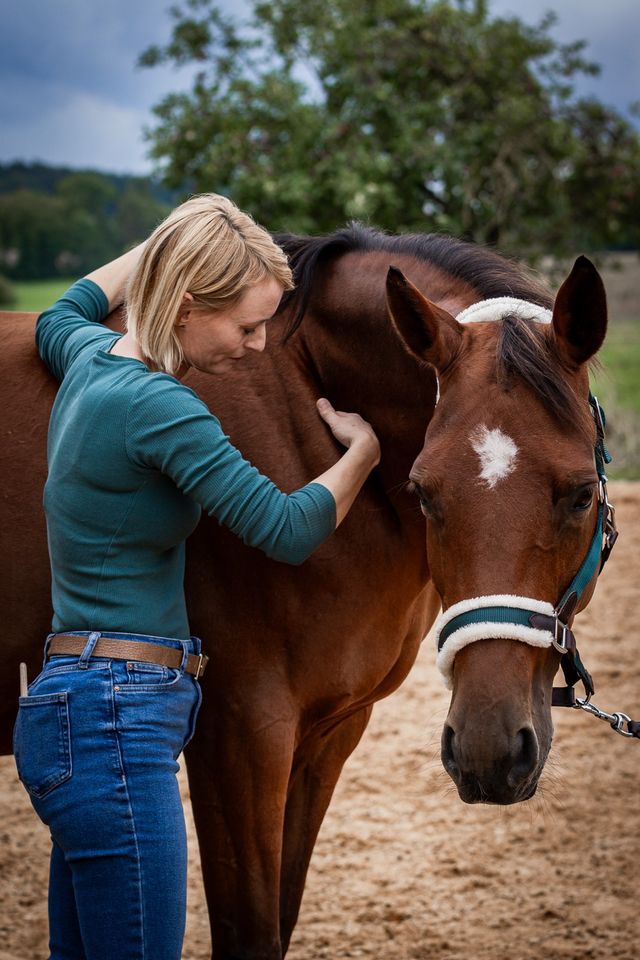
[1,482,638,960]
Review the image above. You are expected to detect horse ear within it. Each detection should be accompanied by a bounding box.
[552,256,607,366]
[386,266,462,369]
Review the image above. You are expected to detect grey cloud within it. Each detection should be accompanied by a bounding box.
[490,0,640,118]
[1,0,637,174]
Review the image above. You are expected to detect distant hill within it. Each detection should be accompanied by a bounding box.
[0,161,178,206]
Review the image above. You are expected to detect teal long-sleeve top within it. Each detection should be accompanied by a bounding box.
[37,279,336,640]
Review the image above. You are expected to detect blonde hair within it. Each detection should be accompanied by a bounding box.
[125,193,294,374]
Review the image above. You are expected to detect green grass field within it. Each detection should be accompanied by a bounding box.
[589,316,640,479]
[591,319,640,413]
[14,278,75,312]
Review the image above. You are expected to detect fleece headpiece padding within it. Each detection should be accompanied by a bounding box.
[434,595,556,689]
[456,297,552,326]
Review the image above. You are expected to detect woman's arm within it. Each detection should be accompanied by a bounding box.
[36,244,148,381]
[84,242,146,312]
[126,383,380,565]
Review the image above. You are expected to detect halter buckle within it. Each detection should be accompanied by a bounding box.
[598,479,618,568]
[552,619,569,654]
[604,501,618,548]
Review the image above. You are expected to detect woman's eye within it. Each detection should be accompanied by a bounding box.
[243,322,267,336]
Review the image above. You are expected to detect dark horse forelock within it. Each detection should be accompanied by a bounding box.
[276,222,588,429]
[496,315,593,431]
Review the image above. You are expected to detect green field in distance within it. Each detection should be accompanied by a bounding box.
[14,279,75,312]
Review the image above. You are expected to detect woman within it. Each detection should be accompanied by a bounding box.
[12,194,380,960]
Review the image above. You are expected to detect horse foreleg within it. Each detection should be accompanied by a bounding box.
[185,698,296,960]
[279,706,373,955]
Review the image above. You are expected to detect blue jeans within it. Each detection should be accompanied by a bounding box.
[12,630,203,960]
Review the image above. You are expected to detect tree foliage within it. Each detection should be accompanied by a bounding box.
[140,0,640,256]
[0,165,172,280]
[0,273,16,308]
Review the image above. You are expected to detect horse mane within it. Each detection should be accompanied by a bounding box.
[275,222,553,332]
[276,223,588,429]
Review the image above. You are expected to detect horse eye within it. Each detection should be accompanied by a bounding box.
[572,489,594,512]
[408,480,434,513]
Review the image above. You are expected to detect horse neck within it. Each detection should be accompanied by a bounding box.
[292,249,476,492]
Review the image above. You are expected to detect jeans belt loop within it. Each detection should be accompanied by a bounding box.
[43,632,55,669]
[78,632,101,669]
[178,642,190,672]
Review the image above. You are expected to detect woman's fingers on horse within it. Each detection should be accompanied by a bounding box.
[316,397,349,423]
[316,397,334,416]
[317,398,352,417]
[317,398,358,421]
[317,398,356,428]
[316,399,377,452]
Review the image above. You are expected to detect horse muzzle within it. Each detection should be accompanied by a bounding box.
[441,720,544,804]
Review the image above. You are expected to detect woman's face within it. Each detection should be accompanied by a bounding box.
[176,276,284,375]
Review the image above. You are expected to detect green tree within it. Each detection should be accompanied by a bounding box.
[56,171,118,215]
[0,169,171,280]
[0,274,16,308]
[114,183,170,248]
[0,190,68,279]
[140,0,640,256]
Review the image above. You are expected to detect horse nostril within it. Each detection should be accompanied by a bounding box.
[509,726,539,786]
[441,723,460,782]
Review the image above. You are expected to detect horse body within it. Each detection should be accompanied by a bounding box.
[182,249,447,955]
[1,228,607,959]
[1,313,58,752]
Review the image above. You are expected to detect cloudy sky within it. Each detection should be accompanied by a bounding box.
[2,0,639,175]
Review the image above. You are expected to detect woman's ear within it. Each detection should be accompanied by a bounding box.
[177,292,194,326]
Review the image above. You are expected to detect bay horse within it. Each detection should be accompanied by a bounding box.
[1,224,607,959]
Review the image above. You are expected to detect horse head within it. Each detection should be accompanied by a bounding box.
[386,257,608,804]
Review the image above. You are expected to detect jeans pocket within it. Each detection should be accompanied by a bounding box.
[119,660,182,690]
[13,693,73,799]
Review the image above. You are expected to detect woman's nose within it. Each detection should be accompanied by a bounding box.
[247,326,267,352]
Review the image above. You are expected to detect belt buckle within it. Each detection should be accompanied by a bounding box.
[195,653,208,679]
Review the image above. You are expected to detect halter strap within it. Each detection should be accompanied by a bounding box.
[434,595,556,689]
[433,394,617,706]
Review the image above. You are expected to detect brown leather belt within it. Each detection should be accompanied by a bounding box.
[48,635,209,679]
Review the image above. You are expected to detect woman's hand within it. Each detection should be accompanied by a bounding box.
[316,398,380,464]
[312,398,380,526]
[85,241,147,313]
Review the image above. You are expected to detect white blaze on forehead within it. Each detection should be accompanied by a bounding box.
[470,425,518,488]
